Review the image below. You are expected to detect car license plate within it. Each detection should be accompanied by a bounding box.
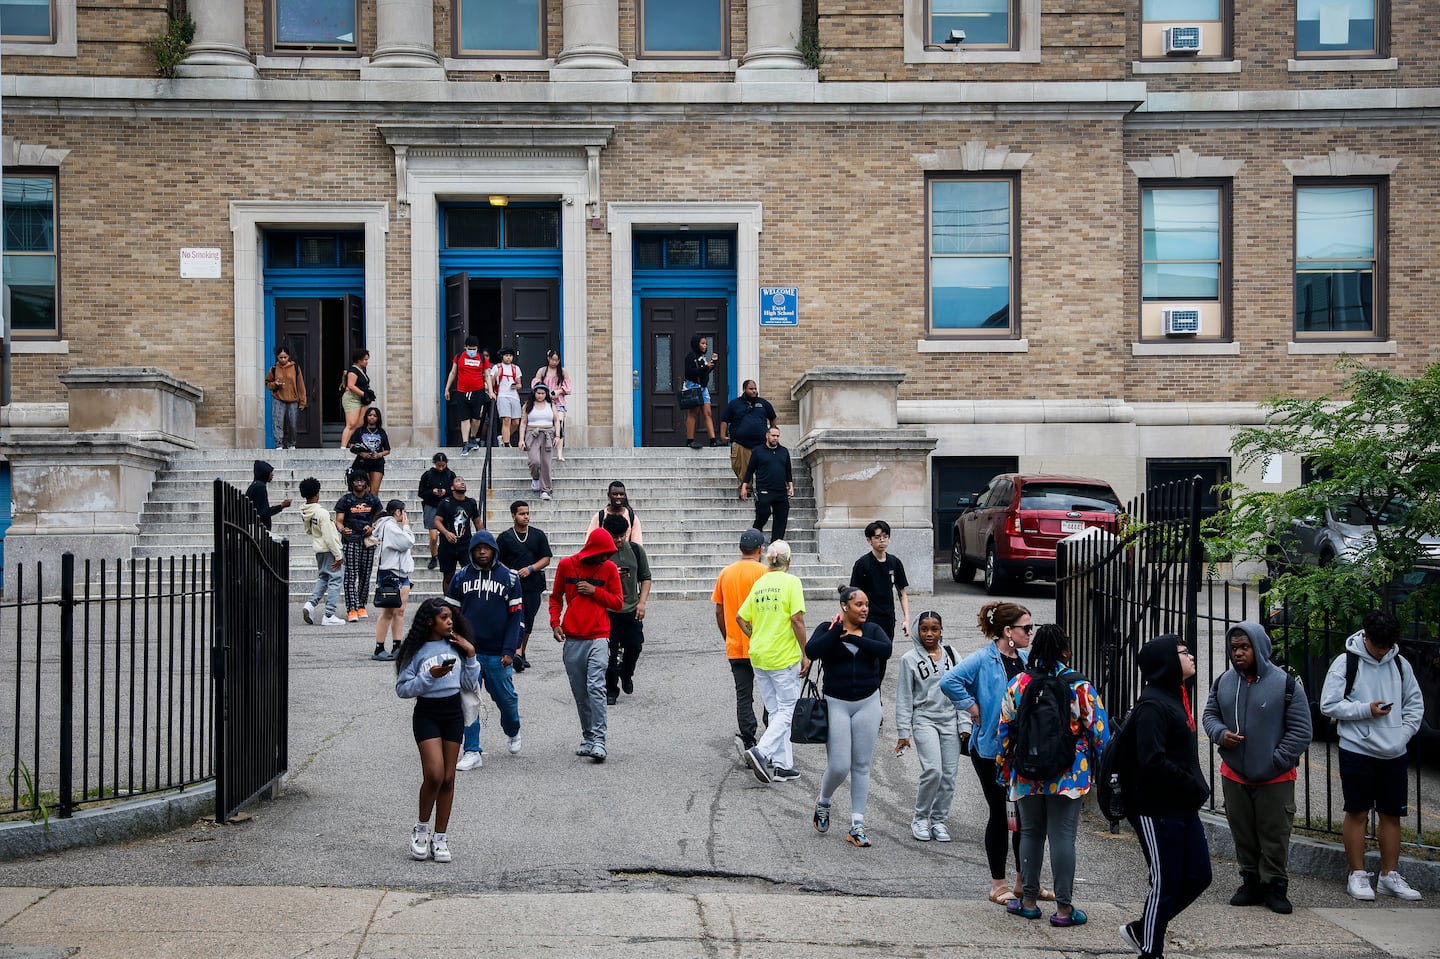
[1061,520,1085,533]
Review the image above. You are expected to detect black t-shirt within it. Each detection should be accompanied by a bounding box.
[496,526,554,594]
[721,396,776,448]
[436,496,480,557]
[743,443,792,494]
[1002,651,1025,682]
[849,552,909,632]
[335,492,382,542]
[418,467,456,508]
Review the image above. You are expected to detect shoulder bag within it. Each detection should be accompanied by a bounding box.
[790,667,828,745]
[678,386,704,410]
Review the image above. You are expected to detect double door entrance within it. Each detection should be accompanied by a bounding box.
[639,297,728,447]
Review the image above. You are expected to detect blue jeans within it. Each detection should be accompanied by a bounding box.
[461,655,521,752]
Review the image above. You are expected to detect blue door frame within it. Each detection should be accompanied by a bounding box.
[631,272,737,446]
[263,267,363,448]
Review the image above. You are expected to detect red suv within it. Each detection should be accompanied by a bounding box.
[951,474,1122,594]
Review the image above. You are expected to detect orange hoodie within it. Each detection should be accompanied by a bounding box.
[549,528,623,639]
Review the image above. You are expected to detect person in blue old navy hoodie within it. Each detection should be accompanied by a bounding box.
[447,529,524,772]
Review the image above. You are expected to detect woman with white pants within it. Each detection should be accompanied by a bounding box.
[805,586,893,847]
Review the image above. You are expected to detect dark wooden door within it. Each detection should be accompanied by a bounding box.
[275,298,322,449]
[640,297,727,447]
[443,272,470,447]
[502,277,559,391]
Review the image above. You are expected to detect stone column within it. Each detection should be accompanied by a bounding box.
[366,0,444,76]
[792,367,939,592]
[739,0,806,72]
[178,0,257,78]
[554,0,627,72]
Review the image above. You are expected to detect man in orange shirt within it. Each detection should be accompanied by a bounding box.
[712,528,769,763]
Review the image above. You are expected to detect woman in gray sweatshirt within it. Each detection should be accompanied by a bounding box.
[895,611,973,842]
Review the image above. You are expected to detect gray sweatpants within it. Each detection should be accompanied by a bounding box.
[1018,792,1083,907]
[563,637,609,746]
[911,717,962,826]
[819,690,883,824]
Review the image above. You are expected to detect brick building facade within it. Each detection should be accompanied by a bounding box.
[2,1,1435,537]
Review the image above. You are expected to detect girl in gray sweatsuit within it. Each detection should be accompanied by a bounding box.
[895,611,973,842]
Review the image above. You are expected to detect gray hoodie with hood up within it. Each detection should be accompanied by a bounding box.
[1201,620,1312,783]
[895,615,973,740]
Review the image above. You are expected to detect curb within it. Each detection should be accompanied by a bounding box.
[0,784,215,861]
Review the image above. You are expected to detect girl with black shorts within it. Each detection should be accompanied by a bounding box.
[394,597,480,863]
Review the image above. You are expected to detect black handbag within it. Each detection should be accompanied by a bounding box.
[374,572,403,609]
[678,386,704,410]
[790,671,828,745]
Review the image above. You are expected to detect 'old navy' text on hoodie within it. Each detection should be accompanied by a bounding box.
[446,529,523,658]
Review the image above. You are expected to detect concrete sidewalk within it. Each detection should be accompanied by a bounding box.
[1,886,1436,958]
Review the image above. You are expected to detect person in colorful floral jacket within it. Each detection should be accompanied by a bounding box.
[995,624,1110,928]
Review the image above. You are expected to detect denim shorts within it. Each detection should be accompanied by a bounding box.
[683,380,711,405]
[379,569,411,589]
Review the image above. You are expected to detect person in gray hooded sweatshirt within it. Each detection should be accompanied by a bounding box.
[894,610,972,842]
[1201,621,1311,914]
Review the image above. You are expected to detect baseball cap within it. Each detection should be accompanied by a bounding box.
[739,528,767,551]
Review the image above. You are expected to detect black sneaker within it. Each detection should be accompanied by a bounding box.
[427,557,438,570]
[688,440,702,450]
[771,767,800,782]
[606,692,618,705]
[621,676,634,695]
[745,746,773,783]
[460,441,472,457]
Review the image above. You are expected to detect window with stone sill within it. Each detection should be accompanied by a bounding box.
[639,0,727,58]
[455,0,546,58]
[1140,182,1231,341]
[930,0,1017,49]
[268,0,359,55]
[1,0,52,42]
[927,175,1019,338]
[1295,0,1387,57]
[3,173,60,338]
[1139,0,1231,60]
[1294,180,1386,340]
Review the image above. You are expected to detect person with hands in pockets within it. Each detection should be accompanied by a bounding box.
[895,610,970,843]
[394,597,481,865]
[1320,609,1425,902]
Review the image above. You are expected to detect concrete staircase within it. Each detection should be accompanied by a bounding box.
[132,446,851,599]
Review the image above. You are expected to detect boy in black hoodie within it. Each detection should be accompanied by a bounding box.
[245,460,291,531]
[1121,634,1212,959]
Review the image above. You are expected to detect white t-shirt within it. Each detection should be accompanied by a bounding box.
[492,363,521,398]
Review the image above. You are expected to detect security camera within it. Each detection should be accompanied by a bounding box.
[948,28,966,43]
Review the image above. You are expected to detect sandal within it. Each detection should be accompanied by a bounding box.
[1006,899,1042,920]
[988,886,1018,905]
[1014,883,1057,902]
[1049,908,1087,927]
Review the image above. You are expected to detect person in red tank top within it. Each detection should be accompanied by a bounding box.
[443,336,493,455]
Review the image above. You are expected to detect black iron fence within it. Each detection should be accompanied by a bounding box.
[1058,476,1440,850]
[1,553,213,821]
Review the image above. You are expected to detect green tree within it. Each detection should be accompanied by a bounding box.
[1206,360,1440,626]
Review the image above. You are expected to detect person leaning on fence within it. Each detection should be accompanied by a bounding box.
[1319,609,1425,902]
[1200,621,1312,914]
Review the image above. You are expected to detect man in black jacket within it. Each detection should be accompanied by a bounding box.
[417,452,456,570]
[245,459,290,531]
[740,427,793,542]
[1121,634,1212,959]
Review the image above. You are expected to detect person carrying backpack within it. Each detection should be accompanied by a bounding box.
[1200,621,1312,914]
[995,624,1110,928]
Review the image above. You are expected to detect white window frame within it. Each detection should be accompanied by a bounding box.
[904,0,1039,64]
[0,0,76,58]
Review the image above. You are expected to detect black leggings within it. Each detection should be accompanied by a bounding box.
[972,751,1021,881]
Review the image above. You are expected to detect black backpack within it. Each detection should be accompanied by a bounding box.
[1095,708,1137,826]
[1010,668,1087,781]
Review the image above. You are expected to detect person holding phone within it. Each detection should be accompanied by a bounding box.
[1320,610,1425,902]
[395,597,480,864]
[683,335,721,449]
[372,499,415,661]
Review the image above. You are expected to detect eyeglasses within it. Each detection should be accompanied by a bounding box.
[1009,623,1035,634]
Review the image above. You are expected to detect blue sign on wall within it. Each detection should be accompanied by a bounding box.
[760,287,798,326]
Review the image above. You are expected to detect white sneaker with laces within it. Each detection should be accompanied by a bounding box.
[540,492,552,501]
[431,834,452,863]
[1347,869,1376,901]
[930,822,952,842]
[456,751,483,771]
[302,602,315,625]
[507,734,522,755]
[410,824,430,861]
[321,614,346,626]
[1378,870,1421,900]
[911,818,932,841]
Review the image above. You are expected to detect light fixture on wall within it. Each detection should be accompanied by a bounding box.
[488,195,509,208]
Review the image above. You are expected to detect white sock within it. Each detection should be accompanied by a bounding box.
[851,816,864,828]
[433,832,446,843]
[415,822,429,834]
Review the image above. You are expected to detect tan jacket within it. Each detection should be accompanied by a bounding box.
[266,361,307,408]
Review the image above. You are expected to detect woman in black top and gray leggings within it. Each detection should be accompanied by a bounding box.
[805,586,893,847]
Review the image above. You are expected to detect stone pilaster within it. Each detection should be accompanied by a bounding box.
[554,0,628,77]
[364,0,444,77]
[738,0,806,73]
[177,0,257,78]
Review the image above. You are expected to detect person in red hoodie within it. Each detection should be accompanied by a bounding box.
[550,528,623,762]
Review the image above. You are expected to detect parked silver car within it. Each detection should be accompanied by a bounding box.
[1270,498,1440,572]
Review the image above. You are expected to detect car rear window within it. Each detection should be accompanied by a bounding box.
[1018,484,1121,513]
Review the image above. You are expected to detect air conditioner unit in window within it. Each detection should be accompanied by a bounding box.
[1163,25,1203,54]
[1163,308,1202,336]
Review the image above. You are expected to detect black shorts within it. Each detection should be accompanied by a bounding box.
[439,551,462,580]
[521,589,543,637]
[412,692,464,744]
[456,390,489,421]
[352,456,385,475]
[1338,747,1410,817]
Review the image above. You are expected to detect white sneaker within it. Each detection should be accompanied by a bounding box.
[540,492,551,501]
[1348,869,1376,901]
[431,834,451,863]
[455,751,483,771]
[1378,870,1421,901]
[930,822,952,842]
[302,602,315,625]
[911,818,932,841]
[410,824,430,861]
[321,614,346,626]
[507,734,522,755]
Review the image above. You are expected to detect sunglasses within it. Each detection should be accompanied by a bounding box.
[1008,623,1036,634]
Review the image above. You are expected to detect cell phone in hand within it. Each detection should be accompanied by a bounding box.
[1380,702,1393,711]
[441,657,457,667]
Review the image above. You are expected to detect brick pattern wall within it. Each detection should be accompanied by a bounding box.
[2,0,168,78]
